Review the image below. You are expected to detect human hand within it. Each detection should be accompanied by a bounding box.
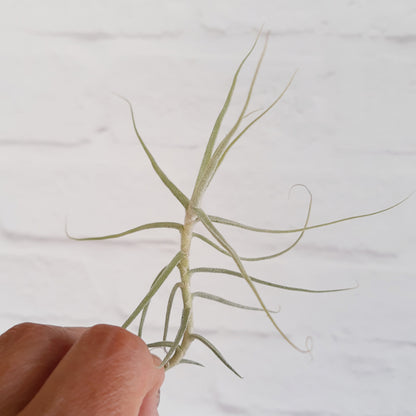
[0,323,165,416]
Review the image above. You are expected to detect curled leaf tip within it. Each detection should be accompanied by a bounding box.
[288,183,312,199]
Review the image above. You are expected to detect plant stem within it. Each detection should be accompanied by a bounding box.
[165,202,197,369]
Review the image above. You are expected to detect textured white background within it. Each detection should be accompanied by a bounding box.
[1,1,415,415]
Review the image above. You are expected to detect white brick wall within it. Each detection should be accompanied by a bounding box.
[1,2,415,414]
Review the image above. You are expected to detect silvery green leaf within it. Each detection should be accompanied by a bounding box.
[179,359,205,367]
[193,291,279,312]
[208,194,412,234]
[139,267,167,337]
[195,207,310,353]
[66,221,182,241]
[117,95,189,208]
[122,251,183,329]
[190,267,358,294]
[163,282,182,343]
[161,307,191,367]
[193,28,263,196]
[192,333,242,378]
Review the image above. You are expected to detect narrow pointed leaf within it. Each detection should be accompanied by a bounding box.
[192,232,230,256]
[163,282,182,343]
[211,33,269,159]
[243,183,312,261]
[193,28,263,194]
[192,222,306,262]
[147,341,179,349]
[66,221,182,241]
[194,234,303,261]
[190,267,358,293]
[138,304,149,338]
[213,70,297,175]
[193,231,305,262]
[192,291,279,312]
[242,107,263,119]
[122,251,183,329]
[179,359,205,367]
[191,333,242,378]
[195,33,270,197]
[208,193,412,234]
[117,95,189,208]
[139,267,167,337]
[192,184,312,262]
[161,307,191,367]
[195,207,310,353]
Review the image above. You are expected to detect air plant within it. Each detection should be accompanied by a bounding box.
[66,31,409,377]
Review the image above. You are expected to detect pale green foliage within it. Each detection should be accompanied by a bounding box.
[67,30,410,376]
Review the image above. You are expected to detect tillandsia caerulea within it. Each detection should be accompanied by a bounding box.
[66,29,410,377]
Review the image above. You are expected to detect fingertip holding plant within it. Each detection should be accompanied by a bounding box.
[67,28,410,376]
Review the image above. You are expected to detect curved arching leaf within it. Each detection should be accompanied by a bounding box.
[66,221,182,241]
[208,194,412,234]
[116,95,189,208]
[163,282,182,343]
[193,28,263,197]
[190,267,358,293]
[195,207,311,354]
[122,251,183,329]
[161,307,191,367]
[138,267,167,337]
[193,291,279,312]
[191,333,242,378]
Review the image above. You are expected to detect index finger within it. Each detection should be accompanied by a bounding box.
[19,324,165,416]
[0,323,86,416]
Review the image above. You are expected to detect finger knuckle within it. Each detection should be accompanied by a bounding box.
[0,323,69,356]
[82,324,150,361]
[5,322,54,343]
